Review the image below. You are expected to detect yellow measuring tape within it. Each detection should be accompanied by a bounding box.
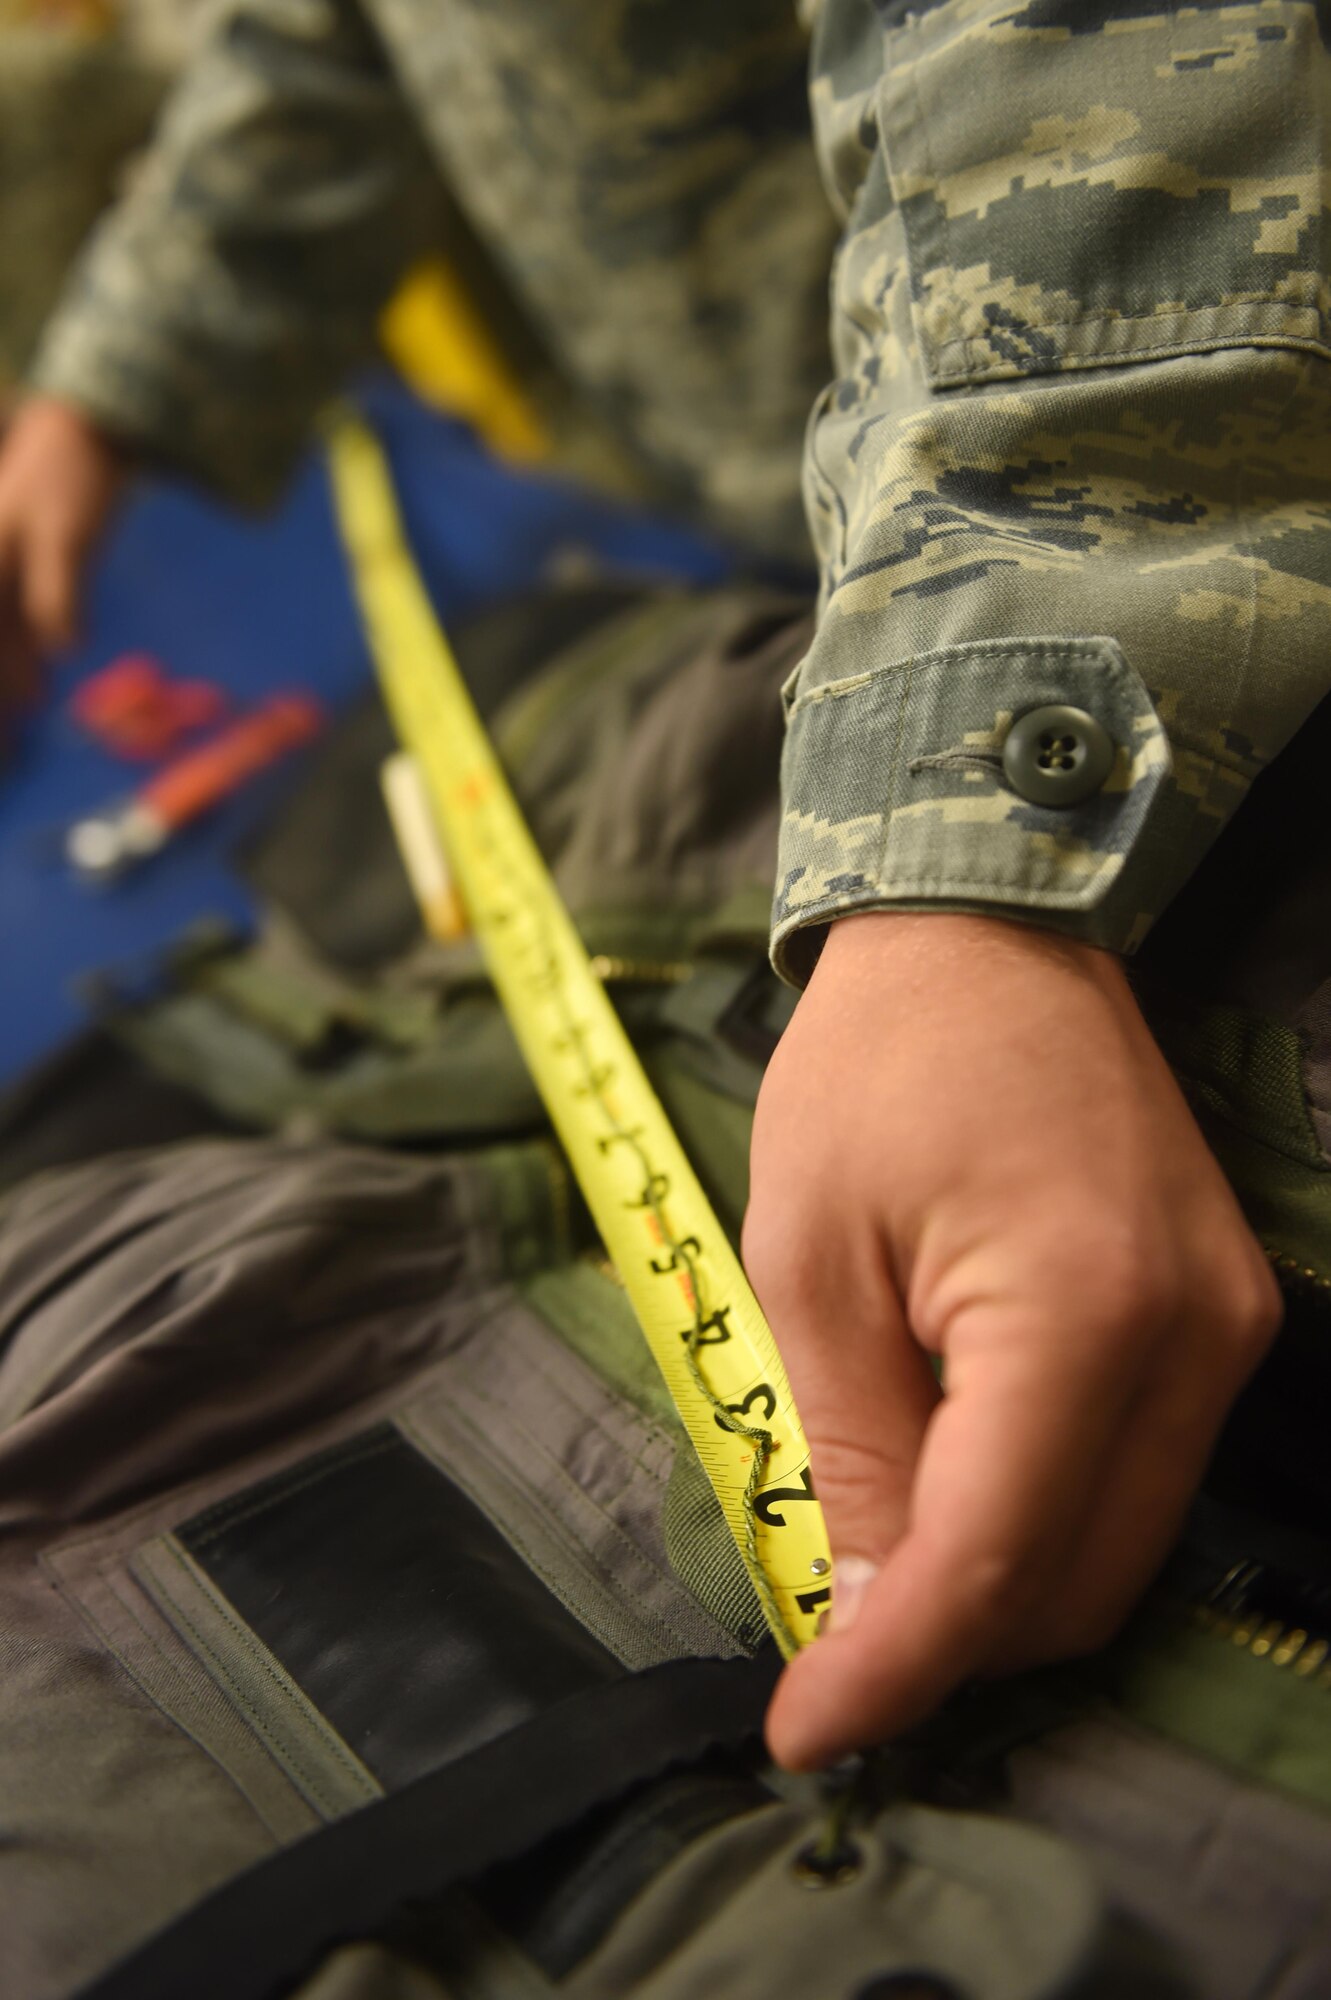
[326,414,831,1658]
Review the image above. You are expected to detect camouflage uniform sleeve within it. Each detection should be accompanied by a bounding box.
[28,0,443,505]
[774,0,1331,982]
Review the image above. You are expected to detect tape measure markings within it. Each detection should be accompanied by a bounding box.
[326,415,831,1655]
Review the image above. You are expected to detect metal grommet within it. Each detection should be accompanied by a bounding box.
[792,1836,864,1889]
[1001,702,1115,808]
[851,1974,965,2000]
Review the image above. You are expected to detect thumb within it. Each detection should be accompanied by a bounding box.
[743,1211,939,1753]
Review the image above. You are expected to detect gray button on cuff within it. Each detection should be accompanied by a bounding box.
[773,633,1174,983]
[1001,704,1116,807]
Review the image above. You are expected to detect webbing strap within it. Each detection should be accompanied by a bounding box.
[76,1652,780,2000]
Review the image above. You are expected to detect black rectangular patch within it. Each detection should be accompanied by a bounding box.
[178,1425,620,1789]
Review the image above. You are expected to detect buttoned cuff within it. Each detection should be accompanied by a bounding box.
[771,634,1175,984]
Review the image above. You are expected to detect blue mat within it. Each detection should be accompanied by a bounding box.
[0,376,729,1088]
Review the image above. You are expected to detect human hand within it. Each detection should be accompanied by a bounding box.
[0,397,130,724]
[744,911,1281,1770]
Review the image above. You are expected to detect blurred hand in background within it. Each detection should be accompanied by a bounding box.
[0,396,130,723]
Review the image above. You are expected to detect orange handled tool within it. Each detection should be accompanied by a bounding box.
[67,695,324,878]
[138,695,322,828]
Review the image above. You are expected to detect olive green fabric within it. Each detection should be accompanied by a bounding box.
[1138,981,1331,1286]
[1106,1609,1331,1820]
[516,1263,765,1647]
[6,1128,1331,1998]
[565,1805,1111,2000]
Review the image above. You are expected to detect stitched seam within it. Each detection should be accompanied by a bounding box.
[935,324,1331,387]
[788,642,1121,715]
[774,878,1121,925]
[147,1540,375,1812]
[466,1400,671,1583]
[875,660,914,884]
[496,1340,674,1489]
[105,1568,308,1839]
[41,1551,299,1840]
[408,1393,700,1652]
[917,11,959,390]
[521,1271,682,1451]
[473,1346,672,1502]
[184,1433,401,1547]
[157,1538,372,1792]
[396,1408,691,1661]
[99,1554,330,1838]
[458,1374,688,1611]
[465,1297,678,1485]
[909,751,1002,775]
[936,295,1329,344]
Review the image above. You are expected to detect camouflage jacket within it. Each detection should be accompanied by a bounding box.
[29,0,836,558]
[29,0,1331,969]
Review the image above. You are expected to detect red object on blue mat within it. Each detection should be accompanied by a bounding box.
[0,375,733,1088]
[68,653,228,761]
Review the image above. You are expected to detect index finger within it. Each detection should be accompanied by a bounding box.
[766,1305,1151,1767]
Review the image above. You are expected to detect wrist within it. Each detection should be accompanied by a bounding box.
[819,909,1125,991]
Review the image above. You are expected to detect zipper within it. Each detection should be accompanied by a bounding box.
[589,955,694,986]
[1183,1247,1331,1682]
[1263,1246,1331,1299]
[1189,1559,1331,1689]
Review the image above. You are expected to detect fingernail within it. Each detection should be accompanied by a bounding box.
[830,1555,879,1635]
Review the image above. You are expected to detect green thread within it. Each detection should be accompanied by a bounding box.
[471,800,798,1657]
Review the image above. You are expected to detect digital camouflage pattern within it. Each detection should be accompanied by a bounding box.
[775,0,1331,972]
[30,0,837,557]
[25,0,1331,963]
[0,2,212,388]
[0,11,160,390]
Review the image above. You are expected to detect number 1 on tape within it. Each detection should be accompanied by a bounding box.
[326,413,831,1658]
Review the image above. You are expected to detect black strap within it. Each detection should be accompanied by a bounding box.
[77,1651,779,2000]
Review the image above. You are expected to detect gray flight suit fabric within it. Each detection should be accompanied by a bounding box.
[3,1134,1331,2000]
[29,0,835,558]
[1004,1712,1331,2000]
[0,1136,751,2000]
